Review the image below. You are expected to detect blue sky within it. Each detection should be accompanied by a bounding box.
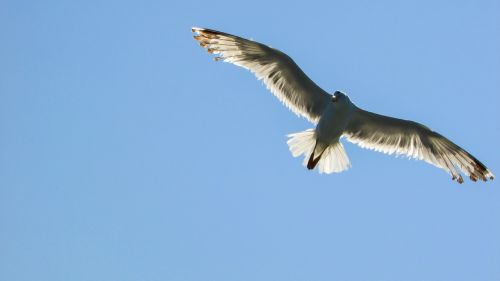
[1,0,499,280]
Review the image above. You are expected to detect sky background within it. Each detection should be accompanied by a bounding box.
[1,0,500,280]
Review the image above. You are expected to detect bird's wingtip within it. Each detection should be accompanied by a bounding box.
[191,27,204,33]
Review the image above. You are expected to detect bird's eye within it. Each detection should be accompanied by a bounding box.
[332,96,338,102]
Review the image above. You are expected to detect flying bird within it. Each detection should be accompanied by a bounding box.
[192,27,494,183]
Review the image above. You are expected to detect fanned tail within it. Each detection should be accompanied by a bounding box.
[287,129,351,174]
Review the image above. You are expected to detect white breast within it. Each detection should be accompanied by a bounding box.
[315,101,353,144]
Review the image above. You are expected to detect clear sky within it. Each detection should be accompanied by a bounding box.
[1,0,499,280]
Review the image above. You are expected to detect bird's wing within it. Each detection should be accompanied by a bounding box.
[192,27,331,123]
[344,108,494,183]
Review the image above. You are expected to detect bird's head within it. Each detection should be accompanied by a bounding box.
[331,91,348,104]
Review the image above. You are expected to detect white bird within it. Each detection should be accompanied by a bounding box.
[192,27,494,183]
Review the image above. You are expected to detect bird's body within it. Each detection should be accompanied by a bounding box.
[192,27,494,183]
[316,92,353,144]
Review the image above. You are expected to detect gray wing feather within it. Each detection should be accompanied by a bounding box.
[192,27,330,123]
[344,108,494,183]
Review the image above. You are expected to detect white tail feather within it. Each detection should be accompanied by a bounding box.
[318,142,351,174]
[287,129,351,174]
[287,129,316,158]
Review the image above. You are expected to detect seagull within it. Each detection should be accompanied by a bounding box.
[192,27,494,183]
